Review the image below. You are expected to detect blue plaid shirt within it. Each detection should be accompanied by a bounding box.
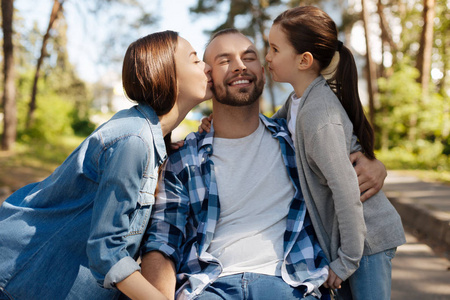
[142,115,329,299]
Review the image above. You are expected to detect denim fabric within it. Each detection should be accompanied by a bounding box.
[193,273,319,300]
[0,104,166,299]
[336,248,397,300]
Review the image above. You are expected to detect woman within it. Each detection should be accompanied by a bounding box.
[0,31,212,300]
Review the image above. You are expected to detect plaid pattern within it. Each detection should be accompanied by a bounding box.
[142,114,329,299]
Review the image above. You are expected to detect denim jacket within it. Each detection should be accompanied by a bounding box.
[0,104,166,300]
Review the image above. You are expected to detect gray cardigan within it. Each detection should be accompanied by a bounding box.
[274,76,405,281]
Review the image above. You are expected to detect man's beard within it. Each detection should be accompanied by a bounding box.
[212,75,264,107]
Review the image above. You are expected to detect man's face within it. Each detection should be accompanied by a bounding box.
[204,33,265,107]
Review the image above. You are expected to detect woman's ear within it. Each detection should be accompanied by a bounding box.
[297,52,314,70]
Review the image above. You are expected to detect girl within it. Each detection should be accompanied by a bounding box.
[266,6,405,300]
[0,31,212,300]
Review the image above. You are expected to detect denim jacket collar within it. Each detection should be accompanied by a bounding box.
[136,104,167,164]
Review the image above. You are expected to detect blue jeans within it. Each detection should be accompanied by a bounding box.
[336,248,397,300]
[194,273,319,300]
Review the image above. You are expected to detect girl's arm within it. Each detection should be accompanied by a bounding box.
[116,271,169,300]
[309,124,366,281]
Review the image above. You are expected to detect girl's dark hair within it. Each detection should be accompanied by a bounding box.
[122,30,178,116]
[273,6,375,159]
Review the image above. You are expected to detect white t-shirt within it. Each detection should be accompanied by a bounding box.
[288,94,302,145]
[208,120,295,277]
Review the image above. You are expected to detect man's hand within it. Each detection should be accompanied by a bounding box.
[350,152,387,202]
[198,114,213,133]
[323,268,342,290]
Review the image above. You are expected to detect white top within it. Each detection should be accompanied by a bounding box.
[288,94,302,145]
[208,120,295,277]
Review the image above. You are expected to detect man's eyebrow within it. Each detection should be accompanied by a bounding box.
[243,49,257,56]
[214,52,231,61]
[213,49,258,61]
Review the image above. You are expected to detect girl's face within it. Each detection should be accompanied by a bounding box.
[175,37,213,104]
[266,24,300,84]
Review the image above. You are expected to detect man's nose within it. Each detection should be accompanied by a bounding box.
[232,59,247,73]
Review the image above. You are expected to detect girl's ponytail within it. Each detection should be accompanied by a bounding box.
[330,45,375,159]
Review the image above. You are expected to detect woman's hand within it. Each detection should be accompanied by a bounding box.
[116,271,169,300]
[198,114,213,133]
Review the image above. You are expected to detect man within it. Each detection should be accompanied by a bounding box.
[140,29,386,300]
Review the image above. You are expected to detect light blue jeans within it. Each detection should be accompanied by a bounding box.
[194,272,319,300]
[336,248,397,300]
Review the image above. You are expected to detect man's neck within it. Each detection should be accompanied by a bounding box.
[212,100,261,139]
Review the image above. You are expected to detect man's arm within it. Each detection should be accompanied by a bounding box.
[350,151,387,202]
[141,251,177,300]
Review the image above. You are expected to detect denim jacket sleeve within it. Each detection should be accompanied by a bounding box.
[86,134,150,288]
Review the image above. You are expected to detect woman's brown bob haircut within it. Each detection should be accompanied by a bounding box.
[122,30,178,116]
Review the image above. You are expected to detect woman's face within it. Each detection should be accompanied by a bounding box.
[175,37,213,104]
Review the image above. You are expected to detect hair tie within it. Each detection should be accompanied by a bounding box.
[337,40,343,52]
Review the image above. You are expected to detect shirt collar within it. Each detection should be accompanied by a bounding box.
[197,114,289,153]
[136,104,167,164]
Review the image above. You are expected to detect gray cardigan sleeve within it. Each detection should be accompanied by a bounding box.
[307,123,366,280]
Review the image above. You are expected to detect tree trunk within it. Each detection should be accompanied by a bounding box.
[416,0,435,100]
[26,0,64,129]
[377,0,397,69]
[1,0,16,151]
[361,0,378,127]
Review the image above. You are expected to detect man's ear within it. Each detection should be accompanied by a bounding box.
[297,52,314,70]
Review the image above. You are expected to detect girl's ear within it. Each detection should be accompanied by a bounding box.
[297,52,314,70]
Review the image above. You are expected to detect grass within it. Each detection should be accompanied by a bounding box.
[0,136,84,191]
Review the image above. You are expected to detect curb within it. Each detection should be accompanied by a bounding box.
[387,194,450,257]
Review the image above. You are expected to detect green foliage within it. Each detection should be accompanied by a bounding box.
[377,64,421,146]
[376,62,449,171]
[70,110,97,137]
[18,91,75,143]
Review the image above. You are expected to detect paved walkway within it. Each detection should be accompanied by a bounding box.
[384,171,450,299]
[384,171,450,256]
